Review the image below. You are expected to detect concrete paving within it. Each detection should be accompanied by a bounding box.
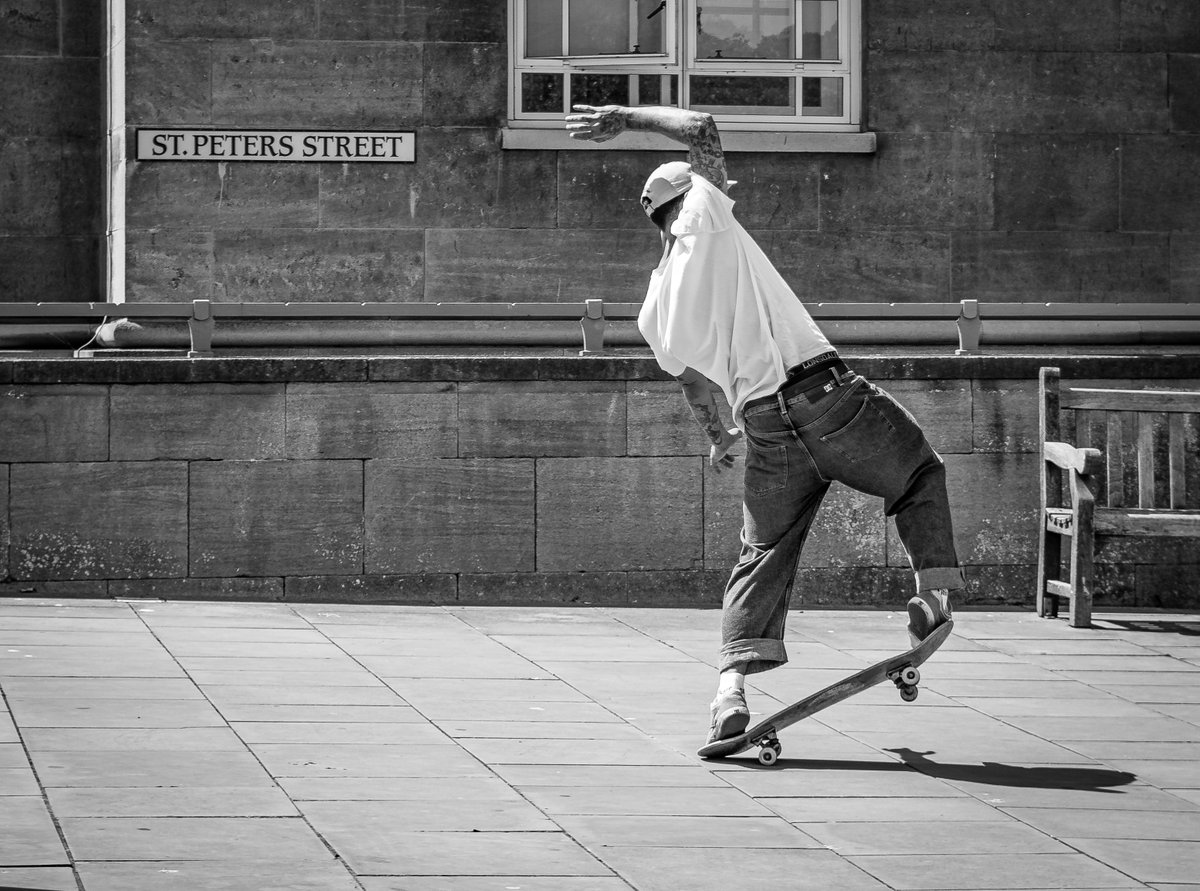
[1,598,1198,891]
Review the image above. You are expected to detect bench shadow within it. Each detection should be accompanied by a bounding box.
[757,748,1137,793]
[1094,618,1200,636]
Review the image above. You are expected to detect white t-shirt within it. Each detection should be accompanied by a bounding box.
[637,174,833,428]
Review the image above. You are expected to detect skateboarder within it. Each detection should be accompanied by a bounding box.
[565,104,963,745]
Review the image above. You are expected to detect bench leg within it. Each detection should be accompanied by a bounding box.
[1068,483,1095,628]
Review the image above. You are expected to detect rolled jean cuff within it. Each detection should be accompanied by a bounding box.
[915,566,966,593]
[719,638,788,675]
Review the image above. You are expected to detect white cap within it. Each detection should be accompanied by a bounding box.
[640,161,693,218]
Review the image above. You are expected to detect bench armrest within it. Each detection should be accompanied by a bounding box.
[1044,441,1103,476]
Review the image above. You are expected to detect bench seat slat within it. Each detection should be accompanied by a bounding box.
[1094,509,1200,537]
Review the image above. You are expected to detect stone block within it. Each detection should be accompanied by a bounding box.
[127,39,212,125]
[880,380,973,455]
[805,486,888,569]
[213,228,423,301]
[961,562,1037,607]
[887,452,1040,567]
[10,462,188,580]
[128,0,318,39]
[0,464,8,578]
[0,0,58,54]
[0,137,62,236]
[424,228,661,303]
[0,580,108,598]
[319,129,557,229]
[110,384,285,460]
[866,0,998,52]
[866,52,954,131]
[286,382,457,459]
[61,0,101,57]
[125,229,216,301]
[284,574,458,603]
[189,461,363,577]
[314,0,505,41]
[0,386,108,462]
[0,236,100,302]
[0,58,100,137]
[126,162,222,228]
[211,41,422,128]
[423,43,506,128]
[1119,0,1200,52]
[458,570,726,607]
[1136,564,1200,609]
[792,566,912,607]
[127,161,320,229]
[369,356,542,383]
[820,133,994,231]
[365,459,535,573]
[627,382,705,457]
[703,455,745,571]
[950,52,1168,134]
[1122,136,1200,232]
[952,232,1171,302]
[760,229,953,303]
[1170,54,1200,133]
[60,138,102,237]
[707,479,887,574]
[458,382,626,457]
[994,134,1120,231]
[109,578,285,601]
[1172,234,1200,301]
[536,457,702,571]
[973,380,1040,454]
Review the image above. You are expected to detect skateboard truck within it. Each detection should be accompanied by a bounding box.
[888,664,921,702]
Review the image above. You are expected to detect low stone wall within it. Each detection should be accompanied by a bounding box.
[2,352,1197,610]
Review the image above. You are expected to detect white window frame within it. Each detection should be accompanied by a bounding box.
[507,0,865,143]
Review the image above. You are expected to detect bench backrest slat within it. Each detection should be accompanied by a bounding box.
[1169,414,1188,509]
[1106,412,1126,509]
[1062,388,1200,413]
[1137,413,1155,508]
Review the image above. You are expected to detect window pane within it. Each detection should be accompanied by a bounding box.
[697,0,795,60]
[801,0,838,60]
[637,74,678,106]
[690,76,795,114]
[526,0,563,57]
[571,72,630,108]
[636,1,665,54]
[522,73,564,113]
[568,0,630,55]
[801,76,841,115]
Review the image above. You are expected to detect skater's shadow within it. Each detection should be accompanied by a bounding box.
[757,749,1136,794]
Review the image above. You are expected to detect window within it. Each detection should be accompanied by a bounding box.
[508,0,862,134]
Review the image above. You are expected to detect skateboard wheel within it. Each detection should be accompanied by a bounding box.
[758,745,780,766]
[899,684,918,702]
[899,666,920,686]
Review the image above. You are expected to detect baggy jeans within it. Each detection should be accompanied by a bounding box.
[721,372,965,674]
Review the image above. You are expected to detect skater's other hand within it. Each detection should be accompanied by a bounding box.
[709,428,742,473]
[565,104,626,142]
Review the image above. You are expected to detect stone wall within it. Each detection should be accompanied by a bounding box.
[3,353,1197,610]
[0,0,102,302]
[3,0,1197,305]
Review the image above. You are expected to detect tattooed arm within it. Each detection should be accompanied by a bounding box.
[677,367,743,472]
[564,105,728,192]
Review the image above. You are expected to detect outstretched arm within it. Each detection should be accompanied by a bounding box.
[677,367,742,472]
[564,105,727,192]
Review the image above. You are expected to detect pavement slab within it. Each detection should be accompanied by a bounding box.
[1,601,1199,891]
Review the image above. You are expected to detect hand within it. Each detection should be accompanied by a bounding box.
[709,428,743,473]
[564,104,626,142]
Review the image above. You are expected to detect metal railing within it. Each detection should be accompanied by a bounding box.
[3,299,1200,356]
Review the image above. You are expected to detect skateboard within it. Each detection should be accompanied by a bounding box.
[697,619,954,765]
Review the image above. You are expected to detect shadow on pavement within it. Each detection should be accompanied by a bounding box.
[1094,618,1200,635]
[746,750,1137,793]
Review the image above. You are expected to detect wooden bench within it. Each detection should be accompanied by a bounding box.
[1037,366,1200,626]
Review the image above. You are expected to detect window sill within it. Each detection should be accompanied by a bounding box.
[501,128,876,153]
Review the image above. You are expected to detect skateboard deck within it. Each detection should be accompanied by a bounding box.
[698,619,954,765]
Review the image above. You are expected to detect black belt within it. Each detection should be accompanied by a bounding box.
[745,356,851,411]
